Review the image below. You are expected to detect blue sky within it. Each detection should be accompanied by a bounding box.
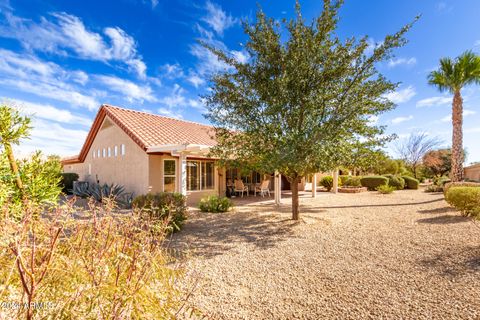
[1,0,480,163]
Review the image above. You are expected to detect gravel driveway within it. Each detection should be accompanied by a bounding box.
[171,190,480,319]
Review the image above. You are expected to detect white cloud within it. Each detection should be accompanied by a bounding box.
[383,86,416,104]
[157,107,183,119]
[416,96,451,107]
[160,63,184,79]
[367,115,379,126]
[190,40,231,76]
[466,127,480,133]
[440,109,476,122]
[231,50,249,63]
[151,0,159,9]
[391,115,413,124]
[187,73,206,88]
[96,75,157,103]
[10,99,92,126]
[202,1,237,36]
[388,57,416,68]
[0,11,147,78]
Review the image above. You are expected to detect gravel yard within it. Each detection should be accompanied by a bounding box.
[171,189,480,319]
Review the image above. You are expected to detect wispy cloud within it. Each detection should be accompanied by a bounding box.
[383,86,416,104]
[388,57,416,68]
[391,115,413,124]
[416,96,451,107]
[202,1,237,36]
[440,109,476,122]
[96,75,157,103]
[0,10,147,78]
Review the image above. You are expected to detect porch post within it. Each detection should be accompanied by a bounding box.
[312,174,317,198]
[332,169,339,194]
[274,170,281,205]
[179,153,187,196]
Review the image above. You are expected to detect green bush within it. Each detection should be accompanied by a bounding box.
[344,176,362,187]
[384,175,405,190]
[199,195,233,213]
[377,184,396,194]
[132,192,187,232]
[339,175,350,185]
[443,181,480,195]
[320,176,341,191]
[60,172,79,194]
[360,176,388,191]
[402,176,419,189]
[425,185,443,193]
[445,187,480,217]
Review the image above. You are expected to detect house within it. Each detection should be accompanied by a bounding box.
[464,163,480,181]
[63,104,322,205]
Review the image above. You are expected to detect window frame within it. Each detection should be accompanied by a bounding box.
[163,159,176,193]
[186,160,215,191]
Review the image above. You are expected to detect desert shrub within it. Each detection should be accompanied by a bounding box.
[133,192,187,232]
[377,184,396,194]
[445,187,480,217]
[320,176,341,191]
[0,203,188,319]
[433,176,451,186]
[199,195,233,213]
[73,182,133,208]
[339,175,350,185]
[60,172,79,194]
[425,184,443,192]
[360,176,388,191]
[384,175,405,190]
[402,176,419,189]
[443,181,480,195]
[344,176,362,187]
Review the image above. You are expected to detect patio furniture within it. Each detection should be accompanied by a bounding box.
[254,180,271,197]
[234,179,249,197]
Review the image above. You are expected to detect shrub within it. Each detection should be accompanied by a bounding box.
[132,192,187,232]
[360,176,388,191]
[377,184,396,194]
[339,175,350,185]
[320,176,341,191]
[384,175,405,190]
[199,195,233,213]
[425,184,443,193]
[445,187,480,217]
[0,204,187,319]
[444,181,480,195]
[60,172,79,194]
[402,176,419,189]
[344,176,362,187]
[73,182,133,208]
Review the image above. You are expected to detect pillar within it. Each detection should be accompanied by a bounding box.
[312,174,317,198]
[179,153,187,195]
[332,169,339,194]
[274,170,281,205]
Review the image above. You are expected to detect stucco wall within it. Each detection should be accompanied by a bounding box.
[465,165,480,181]
[63,116,149,196]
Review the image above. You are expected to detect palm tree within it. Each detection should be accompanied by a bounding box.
[428,51,480,182]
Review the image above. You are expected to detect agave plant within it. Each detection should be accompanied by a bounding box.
[73,182,131,208]
[72,181,90,198]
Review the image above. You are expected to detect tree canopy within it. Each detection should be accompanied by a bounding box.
[204,0,416,219]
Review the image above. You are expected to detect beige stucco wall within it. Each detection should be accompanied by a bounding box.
[465,165,480,181]
[64,116,149,196]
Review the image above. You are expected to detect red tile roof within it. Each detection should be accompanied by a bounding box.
[63,104,216,164]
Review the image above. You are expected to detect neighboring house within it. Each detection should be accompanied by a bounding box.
[464,163,480,181]
[63,104,315,205]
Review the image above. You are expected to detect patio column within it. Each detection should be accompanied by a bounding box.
[332,169,339,194]
[312,174,317,198]
[274,170,281,205]
[179,153,187,196]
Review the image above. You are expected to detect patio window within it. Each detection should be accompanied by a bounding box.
[187,160,215,191]
[163,159,176,192]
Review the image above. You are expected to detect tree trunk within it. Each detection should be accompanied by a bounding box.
[291,177,300,220]
[451,91,464,182]
[4,142,24,196]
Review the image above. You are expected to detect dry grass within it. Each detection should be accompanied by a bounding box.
[171,189,480,319]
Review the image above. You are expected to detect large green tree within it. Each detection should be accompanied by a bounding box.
[204,0,416,220]
[428,51,480,182]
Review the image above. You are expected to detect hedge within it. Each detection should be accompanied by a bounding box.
[60,172,79,194]
[402,176,419,190]
[384,175,405,190]
[360,176,388,191]
[445,186,480,217]
[444,181,480,195]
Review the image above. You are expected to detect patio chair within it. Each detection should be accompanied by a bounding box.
[234,179,249,197]
[255,180,271,197]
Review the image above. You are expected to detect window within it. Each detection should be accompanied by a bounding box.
[121,144,125,156]
[103,148,106,158]
[97,150,100,158]
[163,159,176,192]
[108,147,111,157]
[187,160,214,191]
[93,151,95,159]
[114,145,118,157]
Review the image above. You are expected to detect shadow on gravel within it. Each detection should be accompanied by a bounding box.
[318,198,444,209]
[418,206,457,214]
[168,211,298,258]
[416,215,470,225]
[419,245,480,278]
